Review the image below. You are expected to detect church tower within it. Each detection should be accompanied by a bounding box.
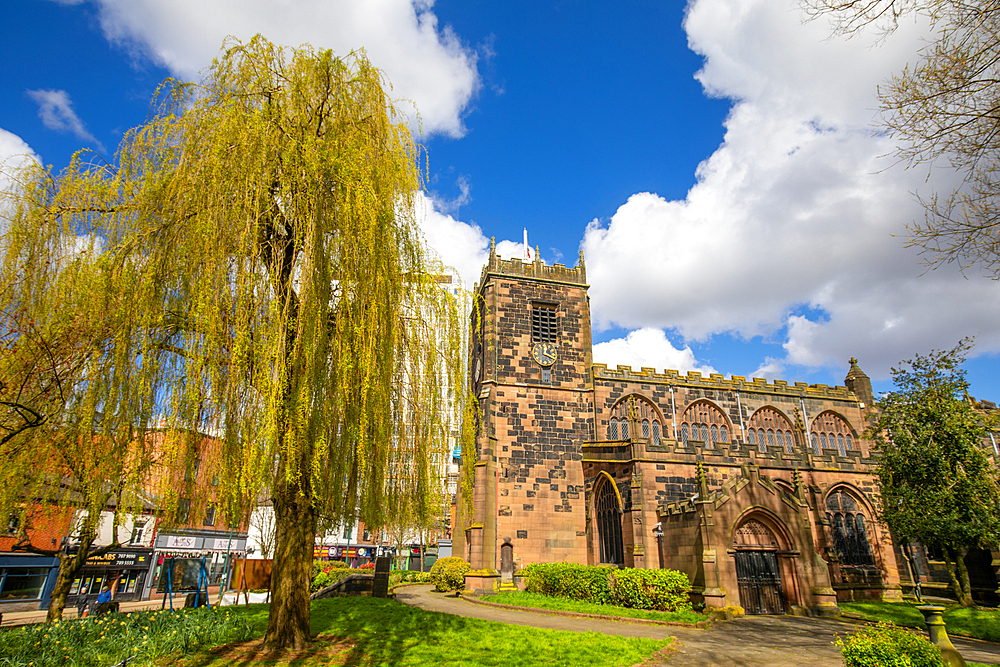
[456,241,594,578]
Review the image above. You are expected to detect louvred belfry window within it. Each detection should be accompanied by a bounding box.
[679,400,730,448]
[532,304,558,343]
[811,412,856,456]
[607,395,664,444]
[747,407,795,454]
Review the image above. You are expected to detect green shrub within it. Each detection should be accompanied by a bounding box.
[311,570,332,592]
[311,559,353,591]
[523,563,615,604]
[523,563,691,611]
[443,560,472,592]
[389,570,434,586]
[836,622,943,667]
[431,556,468,592]
[608,568,691,612]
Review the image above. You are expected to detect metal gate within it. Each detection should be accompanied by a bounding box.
[734,550,785,614]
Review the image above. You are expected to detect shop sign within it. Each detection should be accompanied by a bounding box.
[84,550,153,569]
[165,535,198,549]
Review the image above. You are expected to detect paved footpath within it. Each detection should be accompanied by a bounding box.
[395,585,1000,666]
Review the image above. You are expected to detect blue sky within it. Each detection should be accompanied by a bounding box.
[4,0,1000,400]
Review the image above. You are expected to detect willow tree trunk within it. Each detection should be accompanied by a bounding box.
[46,534,95,623]
[265,473,316,650]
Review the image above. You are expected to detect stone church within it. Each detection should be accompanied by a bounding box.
[454,243,998,614]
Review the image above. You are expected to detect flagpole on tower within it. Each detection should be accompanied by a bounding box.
[523,228,532,261]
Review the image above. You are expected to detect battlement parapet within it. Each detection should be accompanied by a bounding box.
[591,363,855,400]
[477,239,587,289]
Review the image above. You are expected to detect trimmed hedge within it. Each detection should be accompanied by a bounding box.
[836,622,943,667]
[523,563,691,612]
[430,557,469,592]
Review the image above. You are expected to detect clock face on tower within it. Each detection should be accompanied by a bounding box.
[531,342,557,367]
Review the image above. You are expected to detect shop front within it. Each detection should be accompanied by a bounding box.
[147,532,247,596]
[66,547,154,608]
[314,544,384,567]
[0,553,60,612]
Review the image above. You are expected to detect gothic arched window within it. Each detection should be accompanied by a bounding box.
[680,401,730,449]
[747,407,793,454]
[826,489,875,566]
[607,395,665,444]
[811,412,857,457]
[595,477,624,565]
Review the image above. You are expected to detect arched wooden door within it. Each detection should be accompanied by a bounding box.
[595,476,624,565]
[733,519,786,614]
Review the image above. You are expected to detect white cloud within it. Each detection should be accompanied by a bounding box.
[415,192,551,290]
[74,0,479,138]
[414,192,490,289]
[581,0,1000,381]
[593,328,716,376]
[0,129,41,246]
[430,174,472,214]
[750,357,785,381]
[0,128,41,227]
[0,128,40,173]
[25,89,105,151]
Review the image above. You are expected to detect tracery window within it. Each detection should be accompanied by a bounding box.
[746,407,794,454]
[607,395,664,443]
[679,400,730,449]
[595,476,624,565]
[811,412,856,456]
[825,489,874,566]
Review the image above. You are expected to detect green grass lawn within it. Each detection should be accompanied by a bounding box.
[841,600,1000,643]
[485,590,705,624]
[174,597,670,667]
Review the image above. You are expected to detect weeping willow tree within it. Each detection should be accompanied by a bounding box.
[0,159,169,622]
[0,36,464,646]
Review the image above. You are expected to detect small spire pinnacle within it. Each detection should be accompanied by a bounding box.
[696,461,708,497]
[845,357,874,408]
[793,468,806,502]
